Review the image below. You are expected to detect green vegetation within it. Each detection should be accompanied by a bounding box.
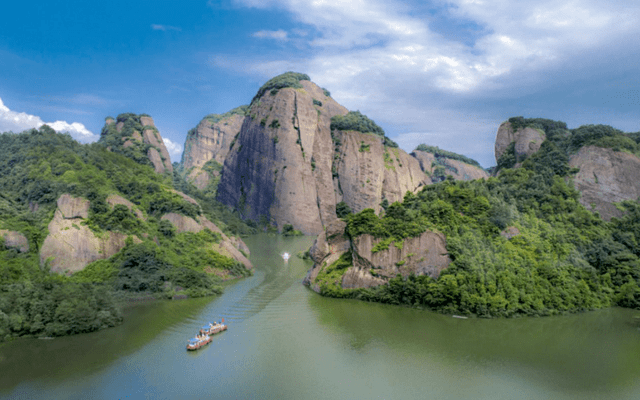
[250,72,310,106]
[331,111,385,137]
[282,224,303,236]
[313,99,322,107]
[315,118,640,317]
[269,119,281,129]
[204,105,248,124]
[414,144,482,168]
[0,126,252,341]
[336,201,352,218]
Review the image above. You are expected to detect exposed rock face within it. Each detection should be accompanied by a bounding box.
[569,146,640,220]
[216,80,349,234]
[412,150,488,182]
[160,212,253,269]
[0,230,29,253]
[215,79,431,234]
[304,221,451,291]
[102,114,173,174]
[334,131,428,214]
[40,195,137,273]
[181,112,245,189]
[494,122,546,163]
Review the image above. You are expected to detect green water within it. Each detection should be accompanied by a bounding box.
[2,233,640,399]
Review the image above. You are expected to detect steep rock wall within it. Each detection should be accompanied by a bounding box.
[569,146,640,220]
[217,80,348,234]
[412,150,488,181]
[494,121,546,163]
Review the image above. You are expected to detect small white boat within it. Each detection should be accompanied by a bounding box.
[282,252,290,261]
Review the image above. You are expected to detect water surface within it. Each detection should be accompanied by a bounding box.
[2,233,640,399]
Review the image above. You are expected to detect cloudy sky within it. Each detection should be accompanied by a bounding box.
[1,0,639,167]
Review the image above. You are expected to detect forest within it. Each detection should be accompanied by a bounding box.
[0,124,252,341]
[314,119,640,317]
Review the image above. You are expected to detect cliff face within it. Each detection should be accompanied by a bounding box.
[39,192,252,274]
[412,150,489,182]
[102,114,173,174]
[216,80,349,234]
[494,122,546,163]
[333,130,427,214]
[181,109,246,189]
[569,146,640,220]
[303,220,450,292]
[215,78,433,234]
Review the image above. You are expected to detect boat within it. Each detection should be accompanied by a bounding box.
[199,320,228,336]
[186,335,211,351]
[282,252,290,261]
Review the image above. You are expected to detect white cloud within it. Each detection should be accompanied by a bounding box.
[252,29,288,40]
[0,97,98,143]
[163,137,183,161]
[151,24,182,32]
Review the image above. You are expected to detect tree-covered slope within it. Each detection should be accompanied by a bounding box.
[0,126,252,341]
[306,120,640,316]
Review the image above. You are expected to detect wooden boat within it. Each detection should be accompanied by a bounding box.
[200,320,228,336]
[186,335,211,351]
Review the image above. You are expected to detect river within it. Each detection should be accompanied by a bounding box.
[2,233,640,399]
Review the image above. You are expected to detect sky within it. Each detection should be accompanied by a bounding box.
[1,0,639,168]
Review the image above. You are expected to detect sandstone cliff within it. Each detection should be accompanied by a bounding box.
[216,78,349,234]
[569,146,640,220]
[0,229,29,253]
[412,150,488,182]
[494,121,546,163]
[102,114,173,174]
[40,192,252,274]
[214,75,432,234]
[181,107,247,190]
[304,219,450,292]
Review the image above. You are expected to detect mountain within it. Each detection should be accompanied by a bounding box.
[181,72,486,234]
[0,120,253,341]
[495,117,640,220]
[303,117,640,317]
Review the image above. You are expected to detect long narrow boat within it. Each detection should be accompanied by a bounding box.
[199,321,228,336]
[186,336,212,351]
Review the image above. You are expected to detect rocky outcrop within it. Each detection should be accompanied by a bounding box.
[215,78,432,234]
[181,110,245,189]
[106,194,144,219]
[494,122,546,163]
[40,194,138,274]
[0,230,29,253]
[104,114,173,174]
[304,220,450,292]
[412,150,489,182]
[160,213,253,269]
[333,131,428,214]
[216,79,349,234]
[569,146,640,220]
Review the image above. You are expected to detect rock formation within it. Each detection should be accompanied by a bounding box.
[40,194,137,273]
[494,121,546,163]
[412,150,489,182]
[0,230,29,253]
[569,146,640,220]
[181,107,246,190]
[102,114,173,174]
[304,219,451,292]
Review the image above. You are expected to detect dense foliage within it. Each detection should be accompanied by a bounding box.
[330,111,385,137]
[0,127,252,341]
[250,72,310,106]
[316,118,640,317]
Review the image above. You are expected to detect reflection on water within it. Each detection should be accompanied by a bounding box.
[2,233,640,400]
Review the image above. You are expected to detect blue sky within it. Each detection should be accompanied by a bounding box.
[1,0,639,167]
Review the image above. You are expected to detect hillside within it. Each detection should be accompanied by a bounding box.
[0,123,253,341]
[304,117,640,317]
